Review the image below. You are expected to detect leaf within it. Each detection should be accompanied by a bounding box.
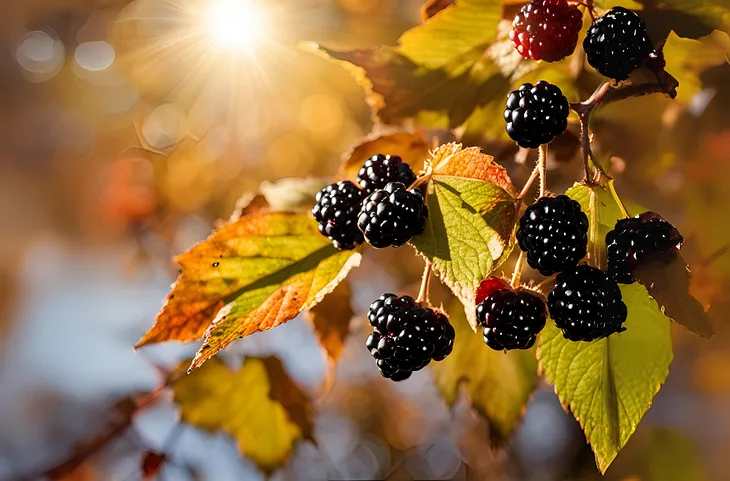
[259,177,329,211]
[566,182,626,259]
[137,212,362,369]
[398,0,502,69]
[173,356,313,473]
[537,283,674,473]
[338,130,430,182]
[432,300,538,445]
[637,0,730,41]
[633,255,714,338]
[412,145,519,329]
[421,0,455,20]
[431,142,517,196]
[305,281,353,364]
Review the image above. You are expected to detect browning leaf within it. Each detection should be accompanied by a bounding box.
[137,212,362,370]
[305,281,353,364]
[421,0,455,20]
[173,356,313,473]
[430,142,517,196]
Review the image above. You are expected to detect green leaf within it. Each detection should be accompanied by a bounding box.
[136,212,362,371]
[398,0,502,69]
[637,0,730,41]
[173,356,313,474]
[411,145,518,328]
[537,283,673,473]
[432,300,538,445]
[566,182,625,259]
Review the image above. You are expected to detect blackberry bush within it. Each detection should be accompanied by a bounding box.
[510,0,583,62]
[312,181,365,250]
[504,81,570,149]
[476,287,547,351]
[358,182,428,248]
[583,7,655,81]
[548,265,628,342]
[366,294,455,381]
[607,211,684,284]
[357,154,417,194]
[516,195,589,276]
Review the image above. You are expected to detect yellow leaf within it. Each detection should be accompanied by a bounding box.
[173,356,313,474]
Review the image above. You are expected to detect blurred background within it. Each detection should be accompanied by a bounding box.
[0,0,729,480]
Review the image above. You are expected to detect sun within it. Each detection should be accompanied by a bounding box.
[204,0,269,51]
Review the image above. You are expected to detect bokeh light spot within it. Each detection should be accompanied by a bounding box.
[75,41,116,72]
[15,31,65,82]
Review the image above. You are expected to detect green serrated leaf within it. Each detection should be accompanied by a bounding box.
[432,300,537,445]
[412,175,518,328]
[538,283,673,473]
[398,0,502,69]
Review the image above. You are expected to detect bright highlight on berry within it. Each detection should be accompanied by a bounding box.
[204,0,269,51]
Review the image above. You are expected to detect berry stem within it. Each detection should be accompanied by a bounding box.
[416,259,433,304]
[511,250,526,288]
[538,144,548,197]
[588,187,600,267]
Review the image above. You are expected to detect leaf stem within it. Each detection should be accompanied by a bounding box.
[589,187,599,267]
[416,259,433,305]
[511,250,526,288]
[606,178,630,218]
[538,144,548,197]
[517,163,540,201]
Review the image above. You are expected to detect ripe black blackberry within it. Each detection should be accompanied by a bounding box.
[510,0,583,62]
[606,211,684,284]
[476,287,547,351]
[366,294,455,381]
[583,7,655,81]
[504,81,570,149]
[358,182,428,248]
[312,181,365,250]
[548,265,628,342]
[357,154,417,194]
[516,195,589,275]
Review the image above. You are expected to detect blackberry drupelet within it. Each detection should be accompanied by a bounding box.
[357,154,417,194]
[312,181,365,250]
[366,294,455,381]
[583,7,655,81]
[476,287,547,351]
[606,211,684,284]
[358,182,428,248]
[510,0,583,62]
[548,265,628,342]
[516,195,589,276]
[504,81,570,149]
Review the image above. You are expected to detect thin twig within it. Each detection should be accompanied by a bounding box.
[416,259,433,305]
[537,144,548,197]
[517,163,540,201]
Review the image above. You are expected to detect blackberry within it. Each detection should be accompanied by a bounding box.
[583,7,655,81]
[606,211,684,284]
[366,294,455,381]
[476,288,547,351]
[357,154,417,194]
[510,0,583,62]
[516,195,589,275]
[312,181,365,250]
[548,265,627,342]
[504,81,570,149]
[358,182,428,248]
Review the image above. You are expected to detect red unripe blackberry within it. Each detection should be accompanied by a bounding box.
[583,7,655,81]
[548,265,627,342]
[606,211,684,284]
[312,181,365,250]
[366,294,455,381]
[475,277,512,305]
[509,0,583,62]
[357,182,428,248]
[516,195,589,276]
[357,154,417,194]
[476,287,547,351]
[504,81,570,149]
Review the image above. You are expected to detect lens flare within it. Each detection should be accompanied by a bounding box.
[204,0,268,51]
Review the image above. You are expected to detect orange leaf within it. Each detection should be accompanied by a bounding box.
[431,142,517,196]
[338,130,430,183]
[305,281,353,364]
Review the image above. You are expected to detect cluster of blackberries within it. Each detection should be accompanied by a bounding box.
[510,1,655,80]
[366,294,455,381]
[505,2,656,148]
[313,154,428,251]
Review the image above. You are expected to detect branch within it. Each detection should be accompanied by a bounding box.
[21,370,186,481]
